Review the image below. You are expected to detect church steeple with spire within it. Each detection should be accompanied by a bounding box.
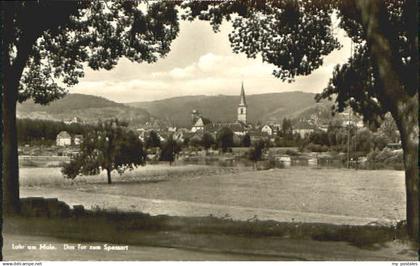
[237,82,247,123]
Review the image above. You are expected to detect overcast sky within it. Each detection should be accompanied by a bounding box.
[69,19,351,103]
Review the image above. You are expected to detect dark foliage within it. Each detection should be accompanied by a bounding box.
[201,132,215,150]
[145,130,161,149]
[62,119,146,184]
[241,133,251,147]
[248,140,266,164]
[160,134,181,165]
[216,127,234,153]
[17,118,92,144]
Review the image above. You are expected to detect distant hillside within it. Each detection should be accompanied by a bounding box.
[17,93,150,126]
[127,92,331,127]
[288,104,332,120]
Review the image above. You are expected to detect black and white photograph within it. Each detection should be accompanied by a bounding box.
[1,0,419,263]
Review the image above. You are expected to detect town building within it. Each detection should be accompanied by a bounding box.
[64,116,83,125]
[56,131,72,146]
[191,117,212,133]
[73,134,83,145]
[261,124,275,136]
[293,128,315,138]
[173,128,190,143]
[237,82,247,123]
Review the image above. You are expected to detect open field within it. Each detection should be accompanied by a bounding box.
[19,164,406,225]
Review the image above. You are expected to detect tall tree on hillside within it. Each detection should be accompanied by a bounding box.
[183,0,418,240]
[2,1,179,214]
[62,120,146,184]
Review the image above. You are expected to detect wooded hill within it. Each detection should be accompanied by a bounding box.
[17,93,150,127]
[127,91,331,127]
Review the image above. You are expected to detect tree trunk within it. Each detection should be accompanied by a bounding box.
[355,0,419,241]
[2,78,20,215]
[393,96,419,242]
[106,168,112,184]
[2,8,36,215]
[401,135,419,242]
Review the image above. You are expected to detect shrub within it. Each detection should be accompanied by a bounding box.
[305,143,328,152]
[284,149,300,156]
[366,148,404,170]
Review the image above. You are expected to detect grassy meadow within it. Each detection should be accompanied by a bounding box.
[9,163,415,260]
[19,164,406,225]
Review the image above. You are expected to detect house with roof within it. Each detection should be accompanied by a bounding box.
[56,131,72,146]
[64,116,83,125]
[73,134,83,145]
[293,128,315,138]
[229,122,248,136]
[291,119,318,138]
[168,126,177,132]
[143,119,167,132]
[173,128,190,143]
[191,116,212,133]
[261,124,275,136]
[136,128,146,141]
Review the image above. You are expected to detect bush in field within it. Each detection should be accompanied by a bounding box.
[62,119,146,184]
[145,130,161,149]
[366,148,404,170]
[160,135,181,165]
[216,127,234,153]
[201,132,215,150]
[248,140,266,169]
[352,128,373,155]
[189,136,202,148]
[182,137,190,147]
[372,133,390,151]
[241,133,251,147]
[284,149,300,156]
[305,143,329,152]
[274,136,296,147]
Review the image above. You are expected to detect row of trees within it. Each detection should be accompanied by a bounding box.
[17,118,91,145]
[62,120,273,183]
[144,128,239,152]
[301,116,400,155]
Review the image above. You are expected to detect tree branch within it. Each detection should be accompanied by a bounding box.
[354,0,406,113]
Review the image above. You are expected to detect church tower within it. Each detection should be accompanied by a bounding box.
[237,82,247,123]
